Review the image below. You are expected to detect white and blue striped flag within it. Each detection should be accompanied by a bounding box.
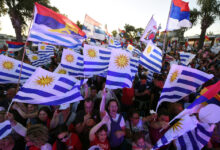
[38,44,55,57]
[28,54,51,67]
[25,49,33,56]
[147,70,154,82]
[139,40,162,73]
[0,120,12,140]
[83,44,111,76]
[54,64,68,75]
[153,114,199,150]
[0,55,36,84]
[108,37,122,49]
[156,64,214,110]
[13,67,84,105]
[61,48,84,77]
[174,122,215,150]
[179,52,196,66]
[68,44,82,54]
[105,49,132,89]
[130,56,139,81]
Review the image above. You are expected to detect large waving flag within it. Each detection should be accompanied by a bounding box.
[140,16,157,44]
[153,115,199,150]
[156,64,213,110]
[174,122,215,150]
[83,44,111,76]
[105,49,132,89]
[6,41,25,52]
[0,120,12,140]
[61,48,84,77]
[166,0,192,31]
[179,51,195,66]
[139,40,162,73]
[13,67,84,105]
[28,3,86,48]
[28,53,51,67]
[0,55,36,84]
[38,43,55,57]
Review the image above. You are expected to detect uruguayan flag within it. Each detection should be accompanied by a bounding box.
[156,64,214,110]
[26,49,33,56]
[179,52,195,66]
[105,49,132,89]
[28,54,51,67]
[174,123,215,150]
[0,55,36,84]
[13,67,84,105]
[153,115,199,150]
[83,44,111,76]
[68,44,82,54]
[130,56,139,81]
[139,40,162,73]
[38,44,55,57]
[61,48,84,77]
[54,64,68,75]
[0,120,12,140]
[108,38,122,49]
[147,70,154,82]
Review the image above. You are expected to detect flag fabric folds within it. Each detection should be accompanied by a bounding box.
[156,64,214,110]
[38,44,55,57]
[105,49,132,89]
[61,48,84,77]
[83,44,111,76]
[27,3,86,48]
[179,52,195,66]
[6,41,25,52]
[28,54,51,67]
[153,115,199,150]
[130,56,140,81]
[108,38,122,49]
[13,67,83,105]
[0,55,36,84]
[174,122,215,150]
[54,64,69,75]
[139,40,162,73]
[140,16,157,44]
[0,120,12,140]
[166,0,192,31]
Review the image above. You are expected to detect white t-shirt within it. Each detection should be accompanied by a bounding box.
[41,143,52,150]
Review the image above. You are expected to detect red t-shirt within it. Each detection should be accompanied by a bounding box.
[121,87,135,105]
[53,133,82,150]
[90,136,110,150]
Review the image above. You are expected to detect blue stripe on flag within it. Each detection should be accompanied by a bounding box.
[58,77,75,86]
[53,85,69,93]
[195,128,209,146]
[106,80,130,88]
[100,56,110,60]
[181,70,210,82]
[15,70,32,77]
[150,54,162,63]
[78,57,83,61]
[0,125,11,136]
[84,61,109,66]
[139,61,159,73]
[0,72,28,80]
[177,79,200,88]
[141,54,161,69]
[14,95,33,100]
[76,62,83,66]
[153,49,162,57]
[61,64,84,71]
[161,136,168,145]
[162,86,192,94]
[99,50,111,55]
[180,54,190,58]
[108,71,132,80]
[178,136,187,150]
[20,87,55,97]
[18,64,35,72]
[187,132,199,150]
[197,124,212,137]
[159,94,182,100]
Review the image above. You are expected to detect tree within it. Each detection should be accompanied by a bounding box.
[190,0,220,50]
[112,30,117,37]
[124,24,136,40]
[76,20,83,30]
[0,0,59,42]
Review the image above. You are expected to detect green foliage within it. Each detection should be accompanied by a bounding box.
[112,30,117,37]
[76,20,83,30]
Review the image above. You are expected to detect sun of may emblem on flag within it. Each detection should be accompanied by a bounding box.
[36,75,54,87]
[114,54,129,69]
[110,39,114,45]
[172,119,183,132]
[147,46,152,54]
[2,61,14,70]
[65,54,74,63]
[170,70,179,82]
[128,45,133,51]
[32,55,38,61]
[87,49,97,58]
[40,45,45,50]
[57,69,67,74]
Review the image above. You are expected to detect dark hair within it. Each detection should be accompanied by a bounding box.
[106,99,120,113]
[38,107,52,119]
[96,124,108,135]
[54,124,68,150]
[129,109,139,119]
[84,97,93,103]
[157,108,169,117]
[132,131,145,143]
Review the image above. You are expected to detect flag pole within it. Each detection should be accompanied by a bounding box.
[162,0,173,52]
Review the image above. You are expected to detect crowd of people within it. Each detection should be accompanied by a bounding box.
[0,41,220,150]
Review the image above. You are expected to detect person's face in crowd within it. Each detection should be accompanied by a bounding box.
[27,104,36,113]
[136,137,145,148]
[140,78,146,85]
[0,113,6,123]
[97,130,107,143]
[108,101,118,117]
[6,88,16,100]
[131,113,140,126]
[90,89,97,98]
[1,136,14,149]
[38,110,48,122]
[158,115,169,123]
[84,101,93,114]
[25,137,34,147]
[58,131,69,143]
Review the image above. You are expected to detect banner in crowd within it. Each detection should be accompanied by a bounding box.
[6,41,25,52]
[179,52,195,66]
[0,120,12,140]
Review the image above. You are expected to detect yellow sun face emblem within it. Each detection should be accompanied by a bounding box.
[146,46,152,54]
[115,54,129,69]
[110,39,114,45]
[65,54,74,63]
[32,55,38,61]
[40,46,45,50]
[36,75,54,87]
[2,61,14,70]
[170,70,178,82]
[128,45,133,51]
[87,49,97,58]
[172,119,183,132]
[58,69,67,74]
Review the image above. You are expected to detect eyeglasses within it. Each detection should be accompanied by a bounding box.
[58,134,68,141]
